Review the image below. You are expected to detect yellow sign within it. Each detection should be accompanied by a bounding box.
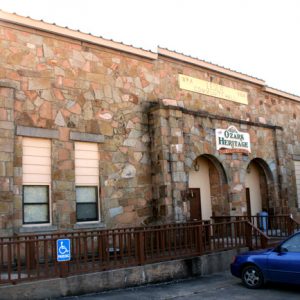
[178,74,248,105]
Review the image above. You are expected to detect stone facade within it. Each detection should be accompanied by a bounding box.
[0,12,300,235]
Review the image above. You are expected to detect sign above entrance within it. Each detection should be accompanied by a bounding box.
[216,126,251,154]
[178,74,248,105]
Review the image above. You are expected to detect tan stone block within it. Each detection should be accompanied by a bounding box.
[5,162,13,177]
[0,201,10,213]
[124,205,135,212]
[137,207,151,217]
[100,122,113,136]
[28,78,51,90]
[7,52,24,65]
[107,199,119,209]
[53,181,74,191]
[86,73,105,83]
[0,152,11,161]
[14,177,22,185]
[0,162,6,176]
[137,199,147,207]
[0,139,13,152]
[137,175,151,185]
[58,160,73,170]
[115,211,137,224]
[25,99,35,111]
[100,152,112,161]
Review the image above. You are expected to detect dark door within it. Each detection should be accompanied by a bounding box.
[189,188,202,221]
[246,188,251,217]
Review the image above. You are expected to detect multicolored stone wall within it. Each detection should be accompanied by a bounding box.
[149,103,283,221]
[0,24,158,234]
[0,85,15,235]
[0,20,300,234]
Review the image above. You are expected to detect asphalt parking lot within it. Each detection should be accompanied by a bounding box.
[62,271,300,300]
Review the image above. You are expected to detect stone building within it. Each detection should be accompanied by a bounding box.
[0,10,300,236]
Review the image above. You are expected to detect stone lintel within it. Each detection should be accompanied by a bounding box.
[293,155,300,161]
[149,103,283,131]
[17,225,58,234]
[70,131,105,143]
[0,79,20,90]
[73,222,105,230]
[16,125,59,139]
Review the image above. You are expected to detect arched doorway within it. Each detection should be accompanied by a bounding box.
[188,155,229,221]
[245,158,272,216]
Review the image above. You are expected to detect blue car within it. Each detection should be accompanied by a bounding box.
[231,231,300,288]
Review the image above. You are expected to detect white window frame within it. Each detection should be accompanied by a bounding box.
[22,137,52,225]
[75,142,100,223]
[294,160,300,208]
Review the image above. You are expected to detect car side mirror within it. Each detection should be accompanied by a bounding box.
[274,245,288,253]
[275,246,288,253]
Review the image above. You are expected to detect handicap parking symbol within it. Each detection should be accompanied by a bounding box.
[57,239,71,262]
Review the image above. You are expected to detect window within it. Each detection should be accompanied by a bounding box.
[76,186,98,222]
[281,234,300,252]
[23,185,49,224]
[75,142,99,222]
[22,138,51,224]
[294,161,300,208]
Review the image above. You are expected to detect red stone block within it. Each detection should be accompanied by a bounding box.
[36,47,44,57]
[58,148,70,161]
[24,90,38,101]
[3,29,16,42]
[67,102,82,115]
[39,101,52,119]
[59,127,70,141]
[0,108,8,120]
[53,88,65,101]
[63,78,75,88]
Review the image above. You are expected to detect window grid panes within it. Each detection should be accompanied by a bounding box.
[23,185,50,224]
[76,186,98,222]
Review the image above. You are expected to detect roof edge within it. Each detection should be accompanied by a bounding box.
[264,86,300,102]
[1,11,300,103]
[158,47,266,86]
[0,10,157,60]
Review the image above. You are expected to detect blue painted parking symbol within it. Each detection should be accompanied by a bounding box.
[57,239,71,262]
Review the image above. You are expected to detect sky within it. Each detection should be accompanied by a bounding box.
[0,0,299,95]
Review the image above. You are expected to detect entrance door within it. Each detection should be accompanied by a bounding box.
[189,188,202,221]
[245,163,263,217]
[246,188,251,217]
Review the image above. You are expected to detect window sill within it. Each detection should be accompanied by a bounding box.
[73,222,105,230]
[17,225,58,234]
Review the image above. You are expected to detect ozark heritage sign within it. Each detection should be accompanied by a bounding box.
[216,126,251,154]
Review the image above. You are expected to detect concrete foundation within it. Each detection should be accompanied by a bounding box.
[0,248,247,300]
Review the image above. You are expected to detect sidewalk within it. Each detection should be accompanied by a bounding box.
[62,271,300,300]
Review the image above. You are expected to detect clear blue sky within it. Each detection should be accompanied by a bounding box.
[1,0,299,95]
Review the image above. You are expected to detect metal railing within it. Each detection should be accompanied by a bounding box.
[211,214,300,238]
[0,220,255,285]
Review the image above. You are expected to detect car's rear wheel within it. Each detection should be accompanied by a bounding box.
[241,265,264,289]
